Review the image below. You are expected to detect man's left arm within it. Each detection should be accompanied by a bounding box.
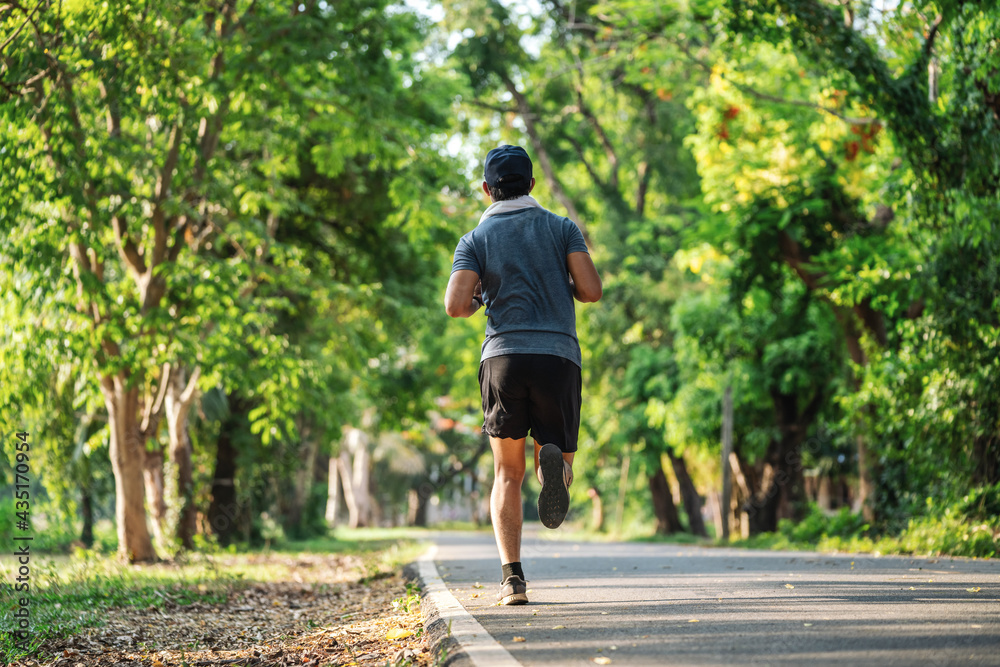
[445,269,484,318]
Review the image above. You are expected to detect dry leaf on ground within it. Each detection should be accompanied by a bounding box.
[13,552,436,667]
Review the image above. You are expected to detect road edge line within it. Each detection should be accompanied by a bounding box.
[413,544,522,667]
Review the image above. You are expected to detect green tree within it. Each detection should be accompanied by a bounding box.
[714,0,1000,521]
[1,0,463,559]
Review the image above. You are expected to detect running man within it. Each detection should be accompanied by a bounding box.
[444,145,602,605]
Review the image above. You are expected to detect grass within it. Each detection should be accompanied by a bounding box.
[727,506,1000,559]
[0,550,240,660]
[0,528,423,663]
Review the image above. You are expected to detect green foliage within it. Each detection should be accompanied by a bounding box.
[737,497,1000,558]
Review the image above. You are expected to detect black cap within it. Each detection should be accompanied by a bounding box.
[484,145,532,187]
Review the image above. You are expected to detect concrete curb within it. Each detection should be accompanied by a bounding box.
[406,545,521,667]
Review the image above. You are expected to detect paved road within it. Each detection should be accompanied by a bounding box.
[422,527,1000,666]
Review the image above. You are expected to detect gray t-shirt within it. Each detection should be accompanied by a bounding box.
[451,206,590,367]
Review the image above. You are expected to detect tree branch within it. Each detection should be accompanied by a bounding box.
[0,0,43,55]
[141,363,169,434]
[179,365,202,406]
[151,120,184,269]
[563,132,607,189]
[636,161,651,218]
[140,363,171,438]
[97,79,121,138]
[466,98,518,115]
[112,215,147,278]
[501,73,592,247]
[922,14,943,61]
[573,59,619,189]
[730,80,879,125]
[672,36,879,125]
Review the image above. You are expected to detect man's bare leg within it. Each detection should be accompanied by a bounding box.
[490,436,527,564]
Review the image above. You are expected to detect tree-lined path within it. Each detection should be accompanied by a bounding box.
[423,529,1000,666]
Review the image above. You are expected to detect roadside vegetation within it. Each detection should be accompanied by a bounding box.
[731,492,1000,559]
[0,531,436,666]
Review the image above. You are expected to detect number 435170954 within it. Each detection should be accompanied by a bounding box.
[14,432,30,522]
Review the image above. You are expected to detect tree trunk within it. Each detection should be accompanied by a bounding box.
[143,446,168,552]
[407,486,430,527]
[707,490,723,539]
[972,433,1000,486]
[588,486,604,532]
[745,391,816,534]
[279,429,314,533]
[855,433,876,522]
[720,384,734,539]
[669,451,708,537]
[338,454,360,528]
[338,428,372,529]
[729,452,752,538]
[165,365,200,551]
[80,483,94,548]
[326,455,341,525]
[101,378,157,562]
[648,464,682,535]
[208,404,240,546]
[286,424,317,534]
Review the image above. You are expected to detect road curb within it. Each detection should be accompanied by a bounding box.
[407,545,521,667]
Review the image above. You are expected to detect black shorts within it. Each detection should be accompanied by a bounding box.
[478,354,582,453]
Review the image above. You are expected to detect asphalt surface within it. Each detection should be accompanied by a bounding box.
[424,527,1000,666]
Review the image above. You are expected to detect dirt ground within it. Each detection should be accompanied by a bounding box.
[11,552,439,667]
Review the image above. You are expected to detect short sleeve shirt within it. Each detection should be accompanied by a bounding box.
[451,206,590,367]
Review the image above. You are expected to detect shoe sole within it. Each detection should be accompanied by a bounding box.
[498,592,529,605]
[537,444,569,529]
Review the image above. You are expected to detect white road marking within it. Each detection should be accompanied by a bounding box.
[418,545,522,667]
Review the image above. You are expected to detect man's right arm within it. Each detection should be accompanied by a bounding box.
[445,269,484,318]
[567,251,602,303]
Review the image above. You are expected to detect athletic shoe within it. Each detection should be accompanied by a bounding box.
[497,575,528,605]
[535,457,573,488]
[537,443,570,529]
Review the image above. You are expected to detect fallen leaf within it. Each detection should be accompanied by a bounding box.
[552,625,566,629]
[688,619,699,623]
[385,627,413,640]
[785,584,795,589]
[593,657,612,665]
[513,636,526,642]
[803,623,813,627]
[967,587,982,593]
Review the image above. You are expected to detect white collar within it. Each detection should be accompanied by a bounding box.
[478,195,543,224]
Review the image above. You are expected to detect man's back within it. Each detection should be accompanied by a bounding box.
[452,206,589,366]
